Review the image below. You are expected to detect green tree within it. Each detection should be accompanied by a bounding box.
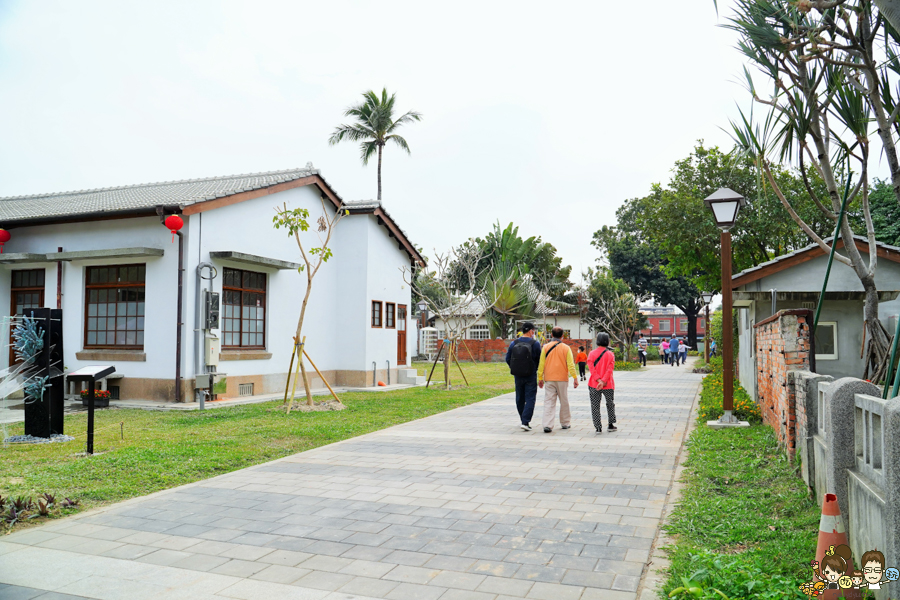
[611,143,832,293]
[592,228,704,347]
[870,179,900,246]
[328,88,422,201]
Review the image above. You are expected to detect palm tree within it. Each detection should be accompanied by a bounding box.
[328,88,422,201]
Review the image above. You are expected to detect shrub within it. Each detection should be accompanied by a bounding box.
[80,389,111,400]
[697,357,761,422]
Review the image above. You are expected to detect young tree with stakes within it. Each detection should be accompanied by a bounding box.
[273,198,347,408]
[727,0,900,382]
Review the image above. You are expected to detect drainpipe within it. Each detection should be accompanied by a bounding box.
[386,360,390,385]
[174,230,184,403]
[372,361,377,386]
[56,247,63,309]
[158,206,185,403]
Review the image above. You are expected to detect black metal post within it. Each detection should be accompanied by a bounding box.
[87,378,95,455]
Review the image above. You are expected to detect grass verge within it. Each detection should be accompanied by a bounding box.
[662,374,818,598]
[1,361,513,528]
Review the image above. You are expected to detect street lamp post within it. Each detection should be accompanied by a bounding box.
[704,188,749,428]
[701,291,714,363]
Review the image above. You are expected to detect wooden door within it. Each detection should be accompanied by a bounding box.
[9,269,45,365]
[397,305,407,365]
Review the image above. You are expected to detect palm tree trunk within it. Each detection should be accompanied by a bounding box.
[377,144,383,201]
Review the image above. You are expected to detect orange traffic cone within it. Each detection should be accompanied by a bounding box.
[815,493,849,565]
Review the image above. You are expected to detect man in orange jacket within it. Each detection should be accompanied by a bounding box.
[537,327,579,433]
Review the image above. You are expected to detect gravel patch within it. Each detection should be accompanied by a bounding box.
[4,433,76,444]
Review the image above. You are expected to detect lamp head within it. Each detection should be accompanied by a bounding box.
[700,291,715,305]
[704,188,746,231]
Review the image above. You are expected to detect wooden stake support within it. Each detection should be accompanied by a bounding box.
[303,348,342,405]
[286,336,305,414]
[426,341,444,388]
[452,342,470,387]
[283,337,297,405]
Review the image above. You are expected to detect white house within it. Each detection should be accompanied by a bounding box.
[0,166,424,402]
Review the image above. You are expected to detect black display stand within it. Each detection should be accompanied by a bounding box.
[21,308,64,439]
[67,366,115,455]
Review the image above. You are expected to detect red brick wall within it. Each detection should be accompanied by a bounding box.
[454,338,594,362]
[754,309,812,460]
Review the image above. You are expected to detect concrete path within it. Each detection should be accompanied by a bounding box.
[0,361,702,600]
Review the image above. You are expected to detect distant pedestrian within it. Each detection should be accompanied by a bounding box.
[636,334,648,367]
[575,346,588,381]
[587,332,617,433]
[669,335,680,366]
[537,328,579,433]
[679,340,688,364]
[505,322,542,431]
[710,338,717,358]
[660,339,669,364]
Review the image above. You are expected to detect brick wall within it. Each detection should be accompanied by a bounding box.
[754,309,812,460]
[455,338,594,362]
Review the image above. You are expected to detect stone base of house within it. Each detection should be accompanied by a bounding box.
[96,368,409,402]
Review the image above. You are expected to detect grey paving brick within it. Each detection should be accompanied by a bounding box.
[258,549,313,566]
[338,575,400,597]
[177,552,232,572]
[429,570,486,590]
[249,564,311,584]
[379,537,428,551]
[511,565,567,583]
[383,550,435,567]
[340,545,395,561]
[581,545,627,560]
[302,540,354,556]
[547,554,598,571]
[469,560,520,578]
[422,554,477,571]
[383,564,440,584]
[385,582,446,600]
[527,581,585,600]
[440,589,496,600]
[477,575,534,597]
[293,569,355,591]
[536,540,583,556]
[612,574,641,592]
[462,545,510,561]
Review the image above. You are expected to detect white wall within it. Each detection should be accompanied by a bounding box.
[1,216,177,379]
[1,183,416,397]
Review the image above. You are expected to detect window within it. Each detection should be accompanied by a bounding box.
[11,269,45,364]
[658,319,671,332]
[85,265,146,348]
[680,319,688,332]
[470,324,490,340]
[371,301,383,327]
[563,330,571,339]
[815,322,838,360]
[385,303,396,328]
[222,268,266,348]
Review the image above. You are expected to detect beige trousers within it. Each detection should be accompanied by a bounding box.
[542,380,571,429]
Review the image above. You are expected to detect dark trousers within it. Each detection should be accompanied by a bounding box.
[514,373,538,425]
[638,351,646,366]
[578,362,586,379]
[589,387,616,430]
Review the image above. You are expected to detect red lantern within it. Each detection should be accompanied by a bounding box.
[0,229,11,254]
[164,215,183,242]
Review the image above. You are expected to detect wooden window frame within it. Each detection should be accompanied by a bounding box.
[10,269,46,364]
[222,267,267,350]
[84,264,146,350]
[815,321,839,361]
[385,302,396,329]
[371,300,383,328]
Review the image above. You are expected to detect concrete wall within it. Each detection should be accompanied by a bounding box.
[791,376,900,600]
[2,184,415,400]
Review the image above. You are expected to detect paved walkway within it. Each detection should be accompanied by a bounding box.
[0,362,702,600]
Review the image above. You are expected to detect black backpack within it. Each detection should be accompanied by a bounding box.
[509,338,536,376]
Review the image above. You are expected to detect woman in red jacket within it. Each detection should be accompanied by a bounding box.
[587,332,617,433]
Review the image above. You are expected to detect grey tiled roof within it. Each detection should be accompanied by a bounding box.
[0,166,324,223]
[731,235,900,282]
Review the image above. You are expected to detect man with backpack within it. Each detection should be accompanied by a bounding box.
[505,322,542,431]
[537,327,579,433]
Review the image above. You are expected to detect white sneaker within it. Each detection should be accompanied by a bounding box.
[521,424,532,431]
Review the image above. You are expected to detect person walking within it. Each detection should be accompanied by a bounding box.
[505,322,542,431]
[537,327,579,433]
[669,335,680,366]
[575,346,588,381]
[679,340,688,364]
[636,334,648,367]
[660,339,669,364]
[709,338,717,358]
[587,332,617,433]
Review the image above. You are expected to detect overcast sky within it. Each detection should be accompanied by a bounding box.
[0,0,748,282]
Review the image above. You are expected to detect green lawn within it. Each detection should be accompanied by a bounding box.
[662,424,820,598]
[1,361,513,523]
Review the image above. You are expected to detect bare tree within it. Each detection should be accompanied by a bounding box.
[584,290,645,362]
[402,245,494,389]
[273,197,347,408]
